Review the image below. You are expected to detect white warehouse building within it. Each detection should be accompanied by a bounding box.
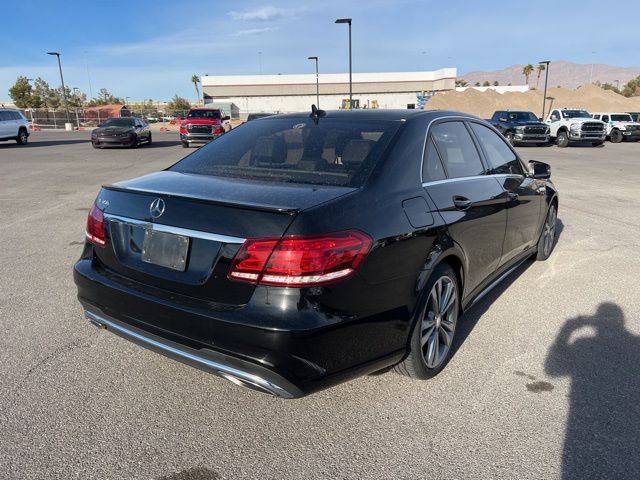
[201,68,457,116]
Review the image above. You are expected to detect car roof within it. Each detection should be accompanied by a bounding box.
[258,109,480,123]
[592,112,631,115]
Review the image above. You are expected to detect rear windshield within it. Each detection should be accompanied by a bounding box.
[170,117,402,187]
[187,109,221,119]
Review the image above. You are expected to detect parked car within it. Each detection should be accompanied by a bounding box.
[590,112,640,142]
[0,108,29,145]
[145,115,160,123]
[75,110,558,398]
[91,117,152,148]
[545,108,606,147]
[179,108,231,148]
[246,112,275,121]
[628,112,640,123]
[489,110,550,146]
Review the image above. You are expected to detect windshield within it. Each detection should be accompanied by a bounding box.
[102,118,134,127]
[170,117,402,187]
[562,110,591,119]
[508,112,539,122]
[187,109,221,120]
[611,114,633,122]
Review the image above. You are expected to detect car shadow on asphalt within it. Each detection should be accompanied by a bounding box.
[545,303,640,479]
[452,217,564,359]
[0,139,89,148]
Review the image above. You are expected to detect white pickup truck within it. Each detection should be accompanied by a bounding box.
[545,108,606,148]
[590,112,640,143]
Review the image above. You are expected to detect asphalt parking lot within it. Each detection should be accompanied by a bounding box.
[1,130,639,480]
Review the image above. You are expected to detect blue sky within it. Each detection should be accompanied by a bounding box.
[2,0,638,102]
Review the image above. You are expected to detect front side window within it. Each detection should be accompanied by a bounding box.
[171,117,402,187]
[602,115,609,123]
[430,121,484,179]
[470,123,523,175]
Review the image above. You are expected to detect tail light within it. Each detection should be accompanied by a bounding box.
[86,204,106,247]
[228,230,372,287]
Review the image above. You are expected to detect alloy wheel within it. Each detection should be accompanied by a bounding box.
[421,275,458,369]
[542,205,557,256]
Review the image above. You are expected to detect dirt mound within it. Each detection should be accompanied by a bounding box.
[426,84,640,119]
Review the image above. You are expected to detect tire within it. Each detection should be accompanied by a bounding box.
[610,129,623,143]
[181,141,189,148]
[131,134,139,148]
[92,143,99,149]
[556,131,569,148]
[536,203,557,261]
[394,263,460,379]
[505,131,515,146]
[147,133,152,146]
[16,128,28,145]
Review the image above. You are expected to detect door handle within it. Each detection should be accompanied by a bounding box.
[507,192,519,202]
[453,196,472,210]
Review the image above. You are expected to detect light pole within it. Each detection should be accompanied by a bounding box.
[83,50,94,100]
[308,56,319,108]
[589,51,596,84]
[47,51,70,123]
[335,18,352,109]
[258,51,263,74]
[539,60,551,120]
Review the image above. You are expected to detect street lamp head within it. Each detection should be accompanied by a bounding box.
[47,51,60,56]
[335,18,352,24]
[539,60,551,65]
[308,56,318,60]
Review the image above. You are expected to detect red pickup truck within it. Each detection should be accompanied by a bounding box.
[179,108,231,148]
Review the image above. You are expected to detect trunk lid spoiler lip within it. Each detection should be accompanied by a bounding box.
[102,183,302,215]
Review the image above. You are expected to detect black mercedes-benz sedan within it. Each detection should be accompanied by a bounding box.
[91,117,152,148]
[74,109,558,398]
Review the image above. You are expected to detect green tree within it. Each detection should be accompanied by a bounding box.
[621,76,640,97]
[166,94,192,115]
[33,78,59,109]
[493,80,499,86]
[191,75,201,105]
[482,81,491,87]
[455,79,468,87]
[474,82,481,87]
[8,76,32,108]
[522,64,534,85]
[601,83,621,94]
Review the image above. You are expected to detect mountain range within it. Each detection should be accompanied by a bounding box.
[462,60,640,89]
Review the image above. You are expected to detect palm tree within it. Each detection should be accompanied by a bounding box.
[191,75,201,106]
[522,64,534,85]
[536,63,546,88]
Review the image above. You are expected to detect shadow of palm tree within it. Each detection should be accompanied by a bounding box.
[545,303,640,479]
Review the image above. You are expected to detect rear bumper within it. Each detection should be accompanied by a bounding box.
[83,307,302,398]
[73,257,406,397]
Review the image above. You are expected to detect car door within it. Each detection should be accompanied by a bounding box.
[0,111,12,138]
[423,120,508,294]
[469,121,544,266]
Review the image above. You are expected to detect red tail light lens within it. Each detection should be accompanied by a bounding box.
[229,230,372,287]
[86,204,106,247]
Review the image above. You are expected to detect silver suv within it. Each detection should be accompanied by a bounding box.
[0,108,30,145]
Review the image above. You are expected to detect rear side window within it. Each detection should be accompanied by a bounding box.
[430,121,484,179]
[469,123,523,175]
[171,117,402,187]
[422,137,446,182]
[0,111,10,121]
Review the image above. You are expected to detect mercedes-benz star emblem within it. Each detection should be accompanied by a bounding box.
[149,198,165,219]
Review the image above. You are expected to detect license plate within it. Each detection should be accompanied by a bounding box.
[141,229,189,271]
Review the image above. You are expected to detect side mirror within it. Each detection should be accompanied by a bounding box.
[538,117,543,122]
[528,160,551,179]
